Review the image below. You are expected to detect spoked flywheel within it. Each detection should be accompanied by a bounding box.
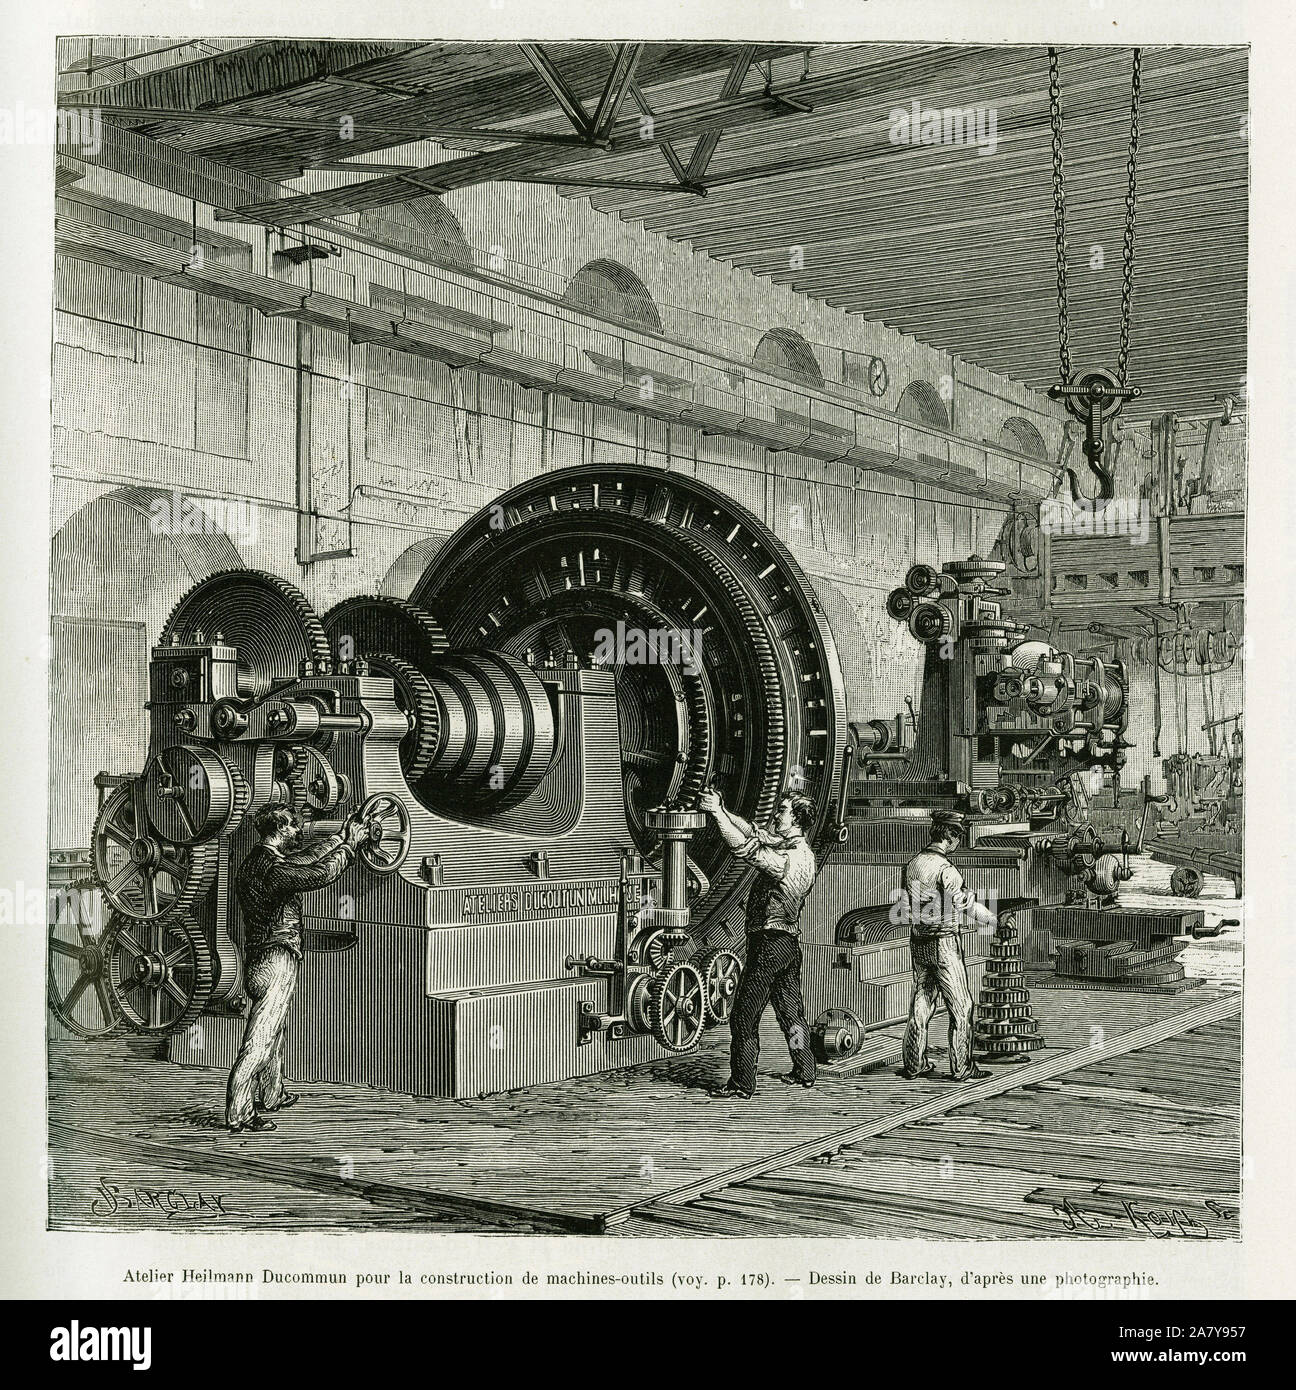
[697,947,743,1026]
[48,883,120,1038]
[103,910,215,1036]
[92,781,218,920]
[648,961,708,1053]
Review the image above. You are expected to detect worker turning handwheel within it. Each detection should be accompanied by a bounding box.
[225,806,368,1133]
[698,786,821,1098]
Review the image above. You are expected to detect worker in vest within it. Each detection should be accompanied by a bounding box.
[699,786,819,1098]
[899,810,998,1082]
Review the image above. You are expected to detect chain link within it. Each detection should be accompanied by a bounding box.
[1117,48,1142,386]
[1048,47,1070,384]
[1048,46,1142,387]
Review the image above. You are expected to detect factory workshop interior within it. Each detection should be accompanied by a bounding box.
[45,38,1247,1237]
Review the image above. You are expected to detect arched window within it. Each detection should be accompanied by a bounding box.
[561,258,663,333]
[998,416,1049,460]
[359,195,474,272]
[753,327,825,388]
[896,380,950,430]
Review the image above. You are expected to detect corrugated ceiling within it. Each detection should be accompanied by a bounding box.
[67,40,1247,418]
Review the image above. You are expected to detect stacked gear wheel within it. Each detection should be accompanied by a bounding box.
[321,594,448,672]
[974,913,1044,1061]
[361,652,440,782]
[160,569,330,697]
[321,597,451,786]
[407,463,846,941]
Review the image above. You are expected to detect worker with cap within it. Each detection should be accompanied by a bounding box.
[898,809,998,1082]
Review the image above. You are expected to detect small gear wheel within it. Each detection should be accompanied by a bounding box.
[647,961,707,1053]
[284,745,351,813]
[637,927,689,972]
[696,947,743,1026]
[364,651,440,782]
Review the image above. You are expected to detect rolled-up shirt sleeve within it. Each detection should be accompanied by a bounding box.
[938,860,975,914]
[736,834,790,881]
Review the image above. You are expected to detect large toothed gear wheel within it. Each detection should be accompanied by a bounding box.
[93,782,218,920]
[48,883,121,1038]
[409,464,846,939]
[697,948,743,1026]
[160,569,330,698]
[362,652,440,782]
[647,961,707,1053]
[321,595,448,672]
[144,745,248,844]
[103,909,215,1036]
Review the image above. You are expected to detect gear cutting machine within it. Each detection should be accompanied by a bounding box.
[62,465,1187,1094]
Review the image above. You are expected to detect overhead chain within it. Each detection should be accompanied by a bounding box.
[1118,47,1142,387]
[1048,46,1142,388]
[1048,47,1070,384]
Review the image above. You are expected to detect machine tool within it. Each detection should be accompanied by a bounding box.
[66,465,843,1097]
[54,466,1200,1092]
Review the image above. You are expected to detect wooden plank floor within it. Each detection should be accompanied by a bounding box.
[48,983,1239,1234]
[628,1015,1241,1239]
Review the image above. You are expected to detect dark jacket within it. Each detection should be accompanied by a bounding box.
[235,836,353,961]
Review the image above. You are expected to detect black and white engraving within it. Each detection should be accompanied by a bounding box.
[45,38,1245,1238]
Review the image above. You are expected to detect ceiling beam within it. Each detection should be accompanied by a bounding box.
[616,57,704,194]
[614,105,1247,235]
[214,58,958,224]
[721,178,1244,266]
[684,44,758,181]
[68,101,606,147]
[517,43,597,138]
[590,43,645,140]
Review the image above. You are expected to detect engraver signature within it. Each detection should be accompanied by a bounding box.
[1053,1195,1236,1237]
[90,1177,230,1220]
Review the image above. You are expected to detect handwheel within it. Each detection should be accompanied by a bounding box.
[355,793,412,874]
[647,961,707,1053]
[93,782,217,920]
[104,911,215,1036]
[697,948,743,1026]
[48,884,120,1038]
[1170,866,1205,898]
